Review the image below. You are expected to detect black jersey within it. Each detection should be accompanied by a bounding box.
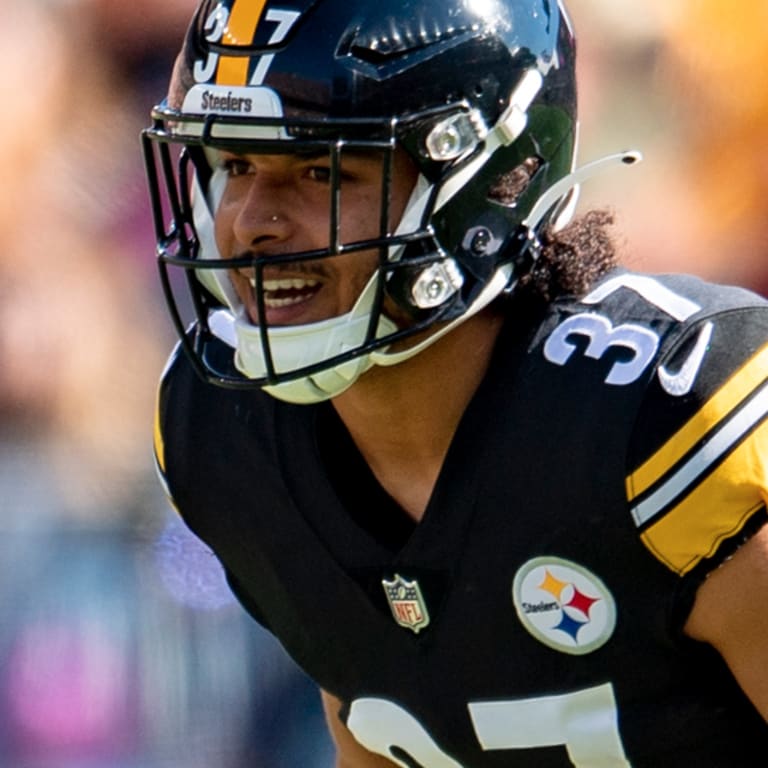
[155,269,768,766]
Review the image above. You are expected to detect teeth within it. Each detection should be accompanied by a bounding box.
[264,295,308,308]
[249,277,320,291]
[246,276,321,309]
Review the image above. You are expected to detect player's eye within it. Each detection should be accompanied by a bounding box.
[221,157,253,177]
[306,166,332,183]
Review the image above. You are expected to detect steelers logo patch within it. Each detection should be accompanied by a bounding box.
[512,557,616,655]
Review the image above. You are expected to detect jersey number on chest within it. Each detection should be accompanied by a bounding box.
[347,683,631,767]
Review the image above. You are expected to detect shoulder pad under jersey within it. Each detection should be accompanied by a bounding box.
[609,273,768,575]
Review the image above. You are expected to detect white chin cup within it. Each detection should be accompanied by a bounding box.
[234,313,398,403]
[229,272,397,403]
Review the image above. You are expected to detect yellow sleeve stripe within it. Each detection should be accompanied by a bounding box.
[216,0,268,86]
[639,420,768,574]
[152,389,182,515]
[153,387,166,475]
[630,381,768,527]
[627,342,768,500]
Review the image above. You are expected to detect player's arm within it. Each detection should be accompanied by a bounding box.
[321,690,399,768]
[624,298,768,720]
[684,521,768,721]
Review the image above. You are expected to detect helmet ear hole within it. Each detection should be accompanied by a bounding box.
[487,156,543,206]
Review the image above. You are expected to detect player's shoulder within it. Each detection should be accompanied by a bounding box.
[532,269,766,393]
[154,340,215,498]
[153,336,280,496]
[542,268,768,389]
[533,268,768,576]
[156,334,272,426]
[589,270,768,576]
[155,339,207,460]
[567,268,767,324]
[596,270,768,453]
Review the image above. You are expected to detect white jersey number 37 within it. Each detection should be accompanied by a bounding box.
[347,683,631,767]
[544,274,708,394]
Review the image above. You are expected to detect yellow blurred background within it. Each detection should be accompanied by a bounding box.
[572,0,768,291]
[0,1,764,765]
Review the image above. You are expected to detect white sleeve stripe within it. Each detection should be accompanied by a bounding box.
[631,381,768,528]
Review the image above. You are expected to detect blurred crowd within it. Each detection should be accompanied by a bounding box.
[0,0,765,766]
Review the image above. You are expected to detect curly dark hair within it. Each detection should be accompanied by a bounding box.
[522,208,618,302]
[490,158,618,303]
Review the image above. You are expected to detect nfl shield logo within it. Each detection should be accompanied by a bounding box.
[382,574,430,634]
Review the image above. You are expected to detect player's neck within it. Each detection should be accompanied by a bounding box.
[331,308,504,521]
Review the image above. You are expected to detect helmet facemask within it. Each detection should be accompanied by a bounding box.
[145,111,481,401]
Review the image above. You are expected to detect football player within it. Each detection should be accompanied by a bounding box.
[144,0,768,764]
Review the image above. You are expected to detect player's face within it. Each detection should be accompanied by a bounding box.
[213,147,419,327]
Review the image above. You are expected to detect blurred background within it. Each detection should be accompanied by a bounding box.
[0,1,765,766]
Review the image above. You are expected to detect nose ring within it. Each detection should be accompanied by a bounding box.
[270,214,279,222]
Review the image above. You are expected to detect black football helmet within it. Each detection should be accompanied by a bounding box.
[143,0,581,403]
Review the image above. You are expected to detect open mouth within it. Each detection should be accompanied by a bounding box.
[251,276,322,309]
